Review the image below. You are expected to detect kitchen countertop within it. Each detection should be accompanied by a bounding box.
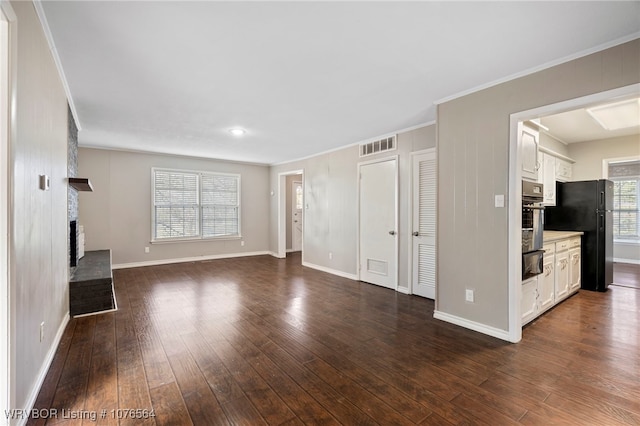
[543,230,584,243]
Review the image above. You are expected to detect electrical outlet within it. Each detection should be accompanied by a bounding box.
[241,240,245,246]
[329,252,333,260]
[144,246,150,253]
[40,322,45,342]
[465,289,475,303]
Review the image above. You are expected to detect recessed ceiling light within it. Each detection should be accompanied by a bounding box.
[229,128,246,136]
[586,98,640,130]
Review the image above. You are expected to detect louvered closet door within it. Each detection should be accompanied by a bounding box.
[412,149,436,299]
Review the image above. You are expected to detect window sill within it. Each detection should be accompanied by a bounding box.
[614,240,640,246]
[151,235,242,244]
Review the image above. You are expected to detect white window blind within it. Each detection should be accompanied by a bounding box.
[201,174,239,237]
[609,160,640,241]
[153,169,240,241]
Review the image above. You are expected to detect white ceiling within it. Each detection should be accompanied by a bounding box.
[540,100,640,145]
[40,1,640,165]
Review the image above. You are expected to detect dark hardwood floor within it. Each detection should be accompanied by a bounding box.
[28,253,640,425]
[613,262,640,290]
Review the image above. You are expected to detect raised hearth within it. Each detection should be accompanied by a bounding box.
[69,249,117,316]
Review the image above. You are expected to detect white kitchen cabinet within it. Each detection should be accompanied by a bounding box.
[555,158,573,182]
[554,245,570,302]
[521,276,538,325]
[542,153,556,206]
[569,238,581,294]
[520,123,540,182]
[538,248,556,314]
[537,147,575,204]
[522,233,582,328]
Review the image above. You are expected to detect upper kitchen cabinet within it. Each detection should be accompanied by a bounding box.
[555,157,573,182]
[537,146,575,206]
[540,152,557,205]
[520,121,541,182]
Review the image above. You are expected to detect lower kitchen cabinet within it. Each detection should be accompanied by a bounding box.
[569,242,581,293]
[522,234,581,326]
[521,277,538,325]
[538,251,555,313]
[555,249,570,302]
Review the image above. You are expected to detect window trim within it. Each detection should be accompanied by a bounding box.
[151,167,241,243]
[604,156,640,245]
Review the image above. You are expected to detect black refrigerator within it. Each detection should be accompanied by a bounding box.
[544,180,613,292]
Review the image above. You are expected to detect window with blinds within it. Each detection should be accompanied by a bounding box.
[609,160,640,242]
[152,168,240,241]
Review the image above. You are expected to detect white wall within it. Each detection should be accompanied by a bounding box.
[10,0,70,415]
[269,125,436,290]
[568,134,640,263]
[78,148,271,266]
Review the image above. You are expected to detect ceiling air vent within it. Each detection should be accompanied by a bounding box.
[360,135,396,157]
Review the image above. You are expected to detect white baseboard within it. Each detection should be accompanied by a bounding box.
[433,310,515,343]
[17,312,70,426]
[112,251,270,269]
[302,261,358,281]
[614,258,640,265]
[396,286,410,295]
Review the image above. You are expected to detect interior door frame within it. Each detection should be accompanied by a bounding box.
[357,155,399,288]
[409,148,436,297]
[277,169,304,259]
[507,83,639,343]
[290,180,303,252]
[0,0,16,417]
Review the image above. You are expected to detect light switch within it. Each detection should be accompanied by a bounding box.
[495,194,504,208]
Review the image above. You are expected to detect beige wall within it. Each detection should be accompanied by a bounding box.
[568,134,640,263]
[10,0,70,412]
[78,148,271,265]
[437,39,639,335]
[569,134,640,181]
[269,125,436,290]
[539,132,569,157]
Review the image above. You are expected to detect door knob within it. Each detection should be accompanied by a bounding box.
[412,231,419,236]
[389,230,396,235]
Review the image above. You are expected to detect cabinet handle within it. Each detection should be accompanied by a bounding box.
[412,231,419,237]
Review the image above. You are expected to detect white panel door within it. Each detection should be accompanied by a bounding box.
[412,150,436,299]
[291,180,303,251]
[359,158,397,289]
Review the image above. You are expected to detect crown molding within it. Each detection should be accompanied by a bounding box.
[33,1,81,130]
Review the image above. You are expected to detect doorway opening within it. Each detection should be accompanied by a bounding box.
[508,83,640,342]
[277,170,304,261]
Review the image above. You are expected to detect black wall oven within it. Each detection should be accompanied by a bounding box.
[522,181,544,279]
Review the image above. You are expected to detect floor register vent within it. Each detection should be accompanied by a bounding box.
[360,135,396,157]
